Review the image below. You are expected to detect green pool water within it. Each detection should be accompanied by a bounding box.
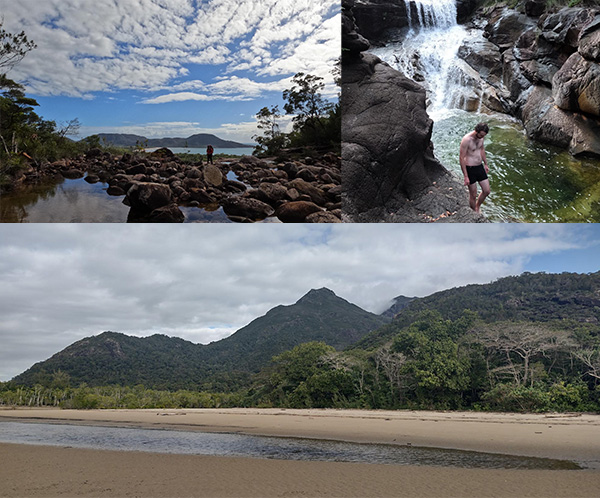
[431,110,600,223]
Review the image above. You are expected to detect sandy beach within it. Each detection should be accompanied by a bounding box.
[1,407,600,497]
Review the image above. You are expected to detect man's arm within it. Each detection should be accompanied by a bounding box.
[481,142,489,172]
[459,137,469,185]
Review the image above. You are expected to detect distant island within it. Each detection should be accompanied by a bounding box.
[93,133,252,148]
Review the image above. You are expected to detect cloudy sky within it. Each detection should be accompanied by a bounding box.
[0,0,339,143]
[1,223,599,381]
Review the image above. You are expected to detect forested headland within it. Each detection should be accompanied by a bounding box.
[2,272,599,413]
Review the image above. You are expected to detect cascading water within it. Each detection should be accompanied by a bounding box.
[367,1,600,222]
[371,0,472,118]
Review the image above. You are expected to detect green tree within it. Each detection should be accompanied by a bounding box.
[473,322,576,387]
[252,105,287,156]
[0,75,42,155]
[259,342,355,408]
[283,72,334,146]
[0,21,36,72]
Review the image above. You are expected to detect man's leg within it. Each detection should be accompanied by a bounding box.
[468,183,478,211]
[476,179,490,212]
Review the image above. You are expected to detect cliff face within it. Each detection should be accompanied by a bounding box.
[490,6,600,158]
[341,0,485,223]
[351,0,477,43]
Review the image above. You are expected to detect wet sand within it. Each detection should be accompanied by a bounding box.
[1,407,600,497]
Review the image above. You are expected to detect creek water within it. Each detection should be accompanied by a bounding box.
[0,170,280,223]
[370,0,600,222]
[0,421,583,470]
[0,149,257,223]
[0,176,130,223]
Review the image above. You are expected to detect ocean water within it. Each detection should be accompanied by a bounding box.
[0,421,583,470]
[146,147,255,156]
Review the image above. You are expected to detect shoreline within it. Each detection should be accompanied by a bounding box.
[2,407,599,463]
[2,408,600,497]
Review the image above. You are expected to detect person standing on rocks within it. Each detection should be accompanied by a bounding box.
[206,144,214,164]
[460,122,490,213]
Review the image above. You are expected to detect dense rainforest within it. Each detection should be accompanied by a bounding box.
[1,272,599,412]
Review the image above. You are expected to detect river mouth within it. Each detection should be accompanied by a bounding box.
[0,421,584,470]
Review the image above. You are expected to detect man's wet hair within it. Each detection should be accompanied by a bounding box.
[475,122,489,134]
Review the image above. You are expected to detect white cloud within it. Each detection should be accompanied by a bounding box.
[0,0,339,97]
[0,224,595,381]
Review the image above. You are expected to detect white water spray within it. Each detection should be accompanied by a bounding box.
[372,0,474,118]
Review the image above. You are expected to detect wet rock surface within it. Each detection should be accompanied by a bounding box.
[342,0,486,223]
[462,4,600,158]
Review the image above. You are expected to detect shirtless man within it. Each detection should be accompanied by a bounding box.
[459,122,490,213]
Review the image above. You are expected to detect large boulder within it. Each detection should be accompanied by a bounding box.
[275,201,322,223]
[125,182,173,213]
[204,163,223,186]
[350,0,408,43]
[579,15,600,61]
[484,9,535,52]
[553,52,600,117]
[222,197,275,221]
[287,178,328,206]
[522,85,600,157]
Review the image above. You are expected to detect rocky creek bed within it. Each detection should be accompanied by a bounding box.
[8,148,342,223]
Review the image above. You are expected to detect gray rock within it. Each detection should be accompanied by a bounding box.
[305,211,342,223]
[579,15,600,61]
[553,52,600,117]
[125,182,173,213]
[343,53,479,222]
[204,164,223,186]
[222,197,275,221]
[275,201,322,223]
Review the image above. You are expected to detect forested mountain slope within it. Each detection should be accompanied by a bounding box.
[356,272,600,350]
[12,288,390,390]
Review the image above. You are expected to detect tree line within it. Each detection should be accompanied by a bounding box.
[2,310,599,412]
[252,68,341,156]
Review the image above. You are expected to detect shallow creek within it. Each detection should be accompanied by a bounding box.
[0,170,279,223]
[0,421,584,470]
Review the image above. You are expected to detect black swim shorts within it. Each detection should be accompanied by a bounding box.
[466,164,488,184]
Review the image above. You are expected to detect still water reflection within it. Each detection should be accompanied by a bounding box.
[0,421,582,470]
[0,176,129,223]
[0,174,278,223]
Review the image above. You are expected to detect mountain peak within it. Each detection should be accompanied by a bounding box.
[296,288,338,304]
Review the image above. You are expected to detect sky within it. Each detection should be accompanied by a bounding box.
[1,223,599,381]
[0,0,340,144]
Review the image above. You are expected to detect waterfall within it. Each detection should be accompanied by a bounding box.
[404,0,457,30]
[373,0,474,118]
